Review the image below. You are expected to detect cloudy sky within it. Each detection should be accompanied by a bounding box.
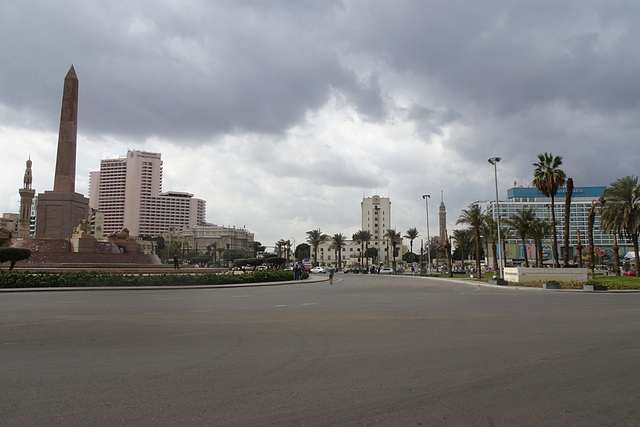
[1,1,639,249]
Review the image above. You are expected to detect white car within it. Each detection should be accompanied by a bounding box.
[310,267,327,274]
[379,268,394,275]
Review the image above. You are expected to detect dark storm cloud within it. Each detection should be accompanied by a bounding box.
[2,0,640,245]
[0,0,386,142]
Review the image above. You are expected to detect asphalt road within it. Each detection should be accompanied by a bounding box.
[2,274,639,426]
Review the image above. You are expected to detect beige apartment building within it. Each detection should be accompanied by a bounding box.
[176,224,256,259]
[89,150,206,237]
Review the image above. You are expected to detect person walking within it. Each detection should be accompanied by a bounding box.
[328,266,335,285]
[173,255,179,270]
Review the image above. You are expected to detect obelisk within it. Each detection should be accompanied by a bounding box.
[36,65,89,239]
[54,65,78,192]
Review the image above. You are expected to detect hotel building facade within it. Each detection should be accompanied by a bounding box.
[89,150,206,237]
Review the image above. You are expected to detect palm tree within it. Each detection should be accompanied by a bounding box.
[600,176,640,277]
[384,228,402,271]
[481,215,500,274]
[563,177,574,267]
[587,198,604,276]
[505,207,536,268]
[529,217,552,268]
[457,203,485,278]
[306,229,328,266]
[352,230,372,270]
[275,239,287,258]
[532,152,567,268]
[330,233,347,269]
[403,228,419,259]
[452,228,473,271]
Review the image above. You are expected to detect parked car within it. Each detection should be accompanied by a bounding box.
[256,265,268,270]
[310,267,327,274]
[379,267,394,274]
[623,269,637,276]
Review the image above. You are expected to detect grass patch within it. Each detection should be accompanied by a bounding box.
[497,275,640,290]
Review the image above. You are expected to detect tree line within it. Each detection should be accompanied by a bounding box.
[454,152,640,278]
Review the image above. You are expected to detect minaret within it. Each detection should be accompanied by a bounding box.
[438,191,446,244]
[17,156,35,238]
[36,66,89,239]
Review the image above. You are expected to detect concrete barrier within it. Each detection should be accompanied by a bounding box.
[504,267,588,284]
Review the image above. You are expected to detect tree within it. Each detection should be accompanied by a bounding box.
[452,228,473,270]
[403,228,419,259]
[352,230,372,270]
[365,247,378,264]
[505,207,536,268]
[275,239,287,258]
[457,203,485,278]
[265,257,286,268]
[481,215,500,274]
[0,247,31,270]
[533,152,566,268]
[330,233,347,269]
[587,198,604,276]
[306,229,328,266]
[251,241,265,257]
[384,228,401,271]
[294,243,310,260]
[563,177,574,267]
[600,176,640,277]
[529,217,552,268]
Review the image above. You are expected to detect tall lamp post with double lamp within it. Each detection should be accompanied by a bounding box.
[422,194,431,275]
[488,157,503,279]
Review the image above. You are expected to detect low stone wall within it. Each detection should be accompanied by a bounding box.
[504,267,588,284]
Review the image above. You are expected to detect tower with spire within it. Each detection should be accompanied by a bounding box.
[439,191,446,244]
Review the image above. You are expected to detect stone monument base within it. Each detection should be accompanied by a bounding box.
[70,237,96,253]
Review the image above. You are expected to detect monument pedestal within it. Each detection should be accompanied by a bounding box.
[70,237,96,253]
[35,191,89,239]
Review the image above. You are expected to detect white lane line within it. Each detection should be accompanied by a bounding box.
[275,304,287,307]
[231,295,254,298]
[57,300,88,303]
[193,309,212,313]
[302,303,317,306]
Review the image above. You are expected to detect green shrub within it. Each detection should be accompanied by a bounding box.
[0,248,31,270]
[0,269,306,289]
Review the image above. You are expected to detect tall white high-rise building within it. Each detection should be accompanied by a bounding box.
[89,150,206,237]
[361,195,392,266]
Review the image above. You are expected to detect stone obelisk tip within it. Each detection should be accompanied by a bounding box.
[66,65,77,79]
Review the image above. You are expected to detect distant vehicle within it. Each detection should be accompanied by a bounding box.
[623,269,637,276]
[310,267,327,274]
[256,265,268,270]
[284,266,293,271]
[379,267,394,275]
[452,269,467,275]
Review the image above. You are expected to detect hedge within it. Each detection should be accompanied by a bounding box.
[0,270,309,289]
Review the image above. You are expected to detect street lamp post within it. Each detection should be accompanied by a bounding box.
[422,194,431,275]
[488,157,503,279]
